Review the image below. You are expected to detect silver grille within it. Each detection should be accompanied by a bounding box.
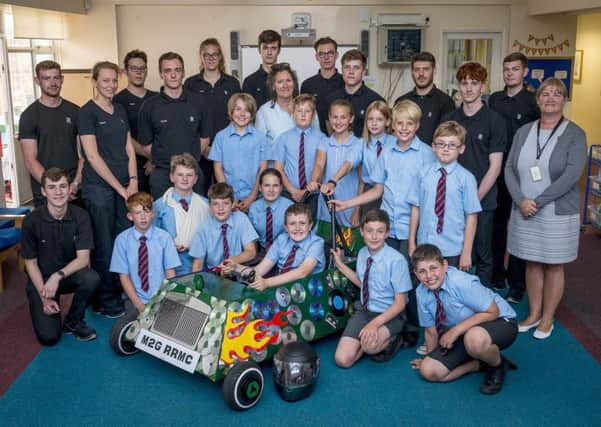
[152,298,208,347]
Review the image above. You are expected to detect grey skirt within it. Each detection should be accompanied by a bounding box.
[507,203,580,264]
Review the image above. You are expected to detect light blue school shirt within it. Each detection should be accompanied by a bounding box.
[266,231,325,274]
[209,123,269,200]
[408,160,482,257]
[316,134,363,227]
[248,196,294,248]
[356,244,412,313]
[361,133,396,185]
[370,137,436,239]
[153,190,209,275]
[110,225,181,303]
[416,266,516,328]
[273,126,325,189]
[255,100,320,147]
[188,211,258,269]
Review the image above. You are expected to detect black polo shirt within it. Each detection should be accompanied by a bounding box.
[18,99,80,195]
[394,85,456,144]
[443,105,507,210]
[113,88,157,141]
[184,72,241,137]
[242,67,269,108]
[488,86,539,150]
[320,83,385,137]
[21,204,94,281]
[78,100,130,187]
[301,70,345,133]
[137,88,212,169]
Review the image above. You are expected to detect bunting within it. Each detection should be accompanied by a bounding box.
[512,37,569,56]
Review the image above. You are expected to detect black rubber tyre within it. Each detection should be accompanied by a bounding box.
[109,311,139,356]
[222,361,264,410]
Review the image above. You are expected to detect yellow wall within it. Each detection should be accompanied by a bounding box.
[572,13,601,146]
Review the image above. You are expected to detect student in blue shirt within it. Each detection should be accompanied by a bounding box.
[209,93,269,212]
[359,100,394,217]
[273,94,325,217]
[330,100,436,257]
[332,209,412,367]
[228,203,324,291]
[248,168,293,251]
[153,153,211,275]
[308,99,363,228]
[189,183,258,272]
[409,121,482,271]
[410,244,518,395]
[110,192,181,313]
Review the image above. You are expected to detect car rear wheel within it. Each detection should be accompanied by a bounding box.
[109,311,139,356]
[222,361,264,410]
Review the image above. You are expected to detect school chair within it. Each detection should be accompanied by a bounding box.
[0,207,31,293]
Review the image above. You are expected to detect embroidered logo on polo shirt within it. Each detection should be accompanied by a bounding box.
[223,90,228,96]
[189,116,195,122]
[427,111,432,118]
[516,113,522,120]
[129,102,136,106]
[160,119,168,124]
[98,121,107,125]
[477,133,483,140]
[65,117,72,124]
[360,109,365,116]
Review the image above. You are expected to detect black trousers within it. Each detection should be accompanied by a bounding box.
[149,166,205,200]
[25,267,100,346]
[473,210,494,287]
[492,178,526,290]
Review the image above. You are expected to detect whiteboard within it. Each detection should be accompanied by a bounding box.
[240,45,357,86]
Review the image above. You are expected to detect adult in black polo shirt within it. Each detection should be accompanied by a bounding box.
[19,60,82,207]
[443,62,506,289]
[300,37,344,133]
[21,168,100,345]
[79,61,138,318]
[138,51,212,199]
[394,52,455,144]
[488,52,540,301]
[320,49,384,136]
[114,49,157,194]
[184,38,241,192]
[242,30,281,108]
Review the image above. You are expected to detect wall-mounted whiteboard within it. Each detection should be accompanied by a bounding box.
[240,45,357,85]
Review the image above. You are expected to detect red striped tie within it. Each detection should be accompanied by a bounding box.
[138,235,149,292]
[376,140,383,157]
[433,289,448,355]
[362,256,373,310]
[298,131,307,189]
[221,223,230,260]
[179,198,189,212]
[265,206,273,248]
[435,168,447,234]
[280,244,300,273]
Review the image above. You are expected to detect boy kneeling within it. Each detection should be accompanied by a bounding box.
[332,209,411,366]
[410,244,518,394]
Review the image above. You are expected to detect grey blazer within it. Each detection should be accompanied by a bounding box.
[504,120,587,215]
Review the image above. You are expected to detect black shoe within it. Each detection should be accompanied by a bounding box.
[491,281,507,291]
[480,356,518,395]
[94,304,125,319]
[506,288,524,304]
[63,320,97,341]
[371,333,405,363]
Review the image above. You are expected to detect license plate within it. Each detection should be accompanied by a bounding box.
[135,329,201,373]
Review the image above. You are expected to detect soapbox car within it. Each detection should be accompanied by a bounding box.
[109,218,363,410]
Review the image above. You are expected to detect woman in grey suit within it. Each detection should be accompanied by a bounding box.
[504,77,587,340]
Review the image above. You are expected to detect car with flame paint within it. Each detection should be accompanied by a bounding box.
[109,224,363,410]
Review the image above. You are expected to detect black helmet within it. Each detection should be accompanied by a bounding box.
[272,342,320,402]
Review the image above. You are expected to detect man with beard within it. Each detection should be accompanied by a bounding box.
[300,37,344,133]
[114,50,157,193]
[488,52,539,302]
[19,61,83,207]
[394,52,455,144]
[138,52,212,199]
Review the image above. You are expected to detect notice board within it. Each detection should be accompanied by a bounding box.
[525,57,573,99]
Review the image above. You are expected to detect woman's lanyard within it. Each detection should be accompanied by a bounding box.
[536,117,564,160]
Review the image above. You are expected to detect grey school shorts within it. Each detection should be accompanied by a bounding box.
[342,309,405,340]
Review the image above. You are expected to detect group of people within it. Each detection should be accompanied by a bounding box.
[18,28,587,396]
